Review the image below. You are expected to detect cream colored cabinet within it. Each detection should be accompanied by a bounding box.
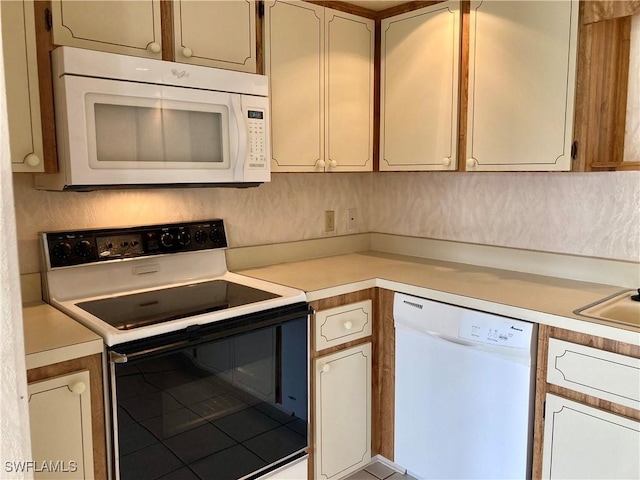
[465,0,579,171]
[535,330,640,480]
[265,1,374,172]
[2,0,44,172]
[51,0,163,59]
[28,370,94,479]
[315,343,371,480]
[380,2,460,171]
[173,0,256,72]
[50,1,257,72]
[542,394,640,479]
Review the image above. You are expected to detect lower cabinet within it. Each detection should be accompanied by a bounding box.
[315,343,372,480]
[542,394,639,479]
[311,292,374,480]
[28,370,94,479]
[534,326,640,480]
[26,354,107,479]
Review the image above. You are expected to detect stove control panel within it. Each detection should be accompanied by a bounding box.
[43,220,227,268]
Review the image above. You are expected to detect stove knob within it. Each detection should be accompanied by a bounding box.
[52,242,72,260]
[194,230,208,244]
[160,232,175,248]
[209,227,225,245]
[178,231,191,246]
[74,240,93,258]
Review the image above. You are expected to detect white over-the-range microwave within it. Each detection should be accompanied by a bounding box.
[35,47,270,191]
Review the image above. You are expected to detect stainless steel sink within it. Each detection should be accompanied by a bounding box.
[575,290,640,327]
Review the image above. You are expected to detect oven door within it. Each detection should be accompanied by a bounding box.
[108,303,309,480]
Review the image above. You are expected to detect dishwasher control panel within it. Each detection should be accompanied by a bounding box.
[458,316,532,349]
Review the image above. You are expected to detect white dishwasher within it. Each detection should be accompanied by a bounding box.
[394,293,537,480]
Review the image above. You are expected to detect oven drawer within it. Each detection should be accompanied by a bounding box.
[547,338,640,410]
[315,300,372,350]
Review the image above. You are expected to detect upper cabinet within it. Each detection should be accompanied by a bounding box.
[173,0,256,72]
[49,0,257,72]
[51,0,163,59]
[265,0,374,172]
[380,2,460,171]
[465,0,579,171]
[2,0,45,172]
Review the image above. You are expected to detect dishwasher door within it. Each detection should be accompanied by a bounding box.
[393,293,536,480]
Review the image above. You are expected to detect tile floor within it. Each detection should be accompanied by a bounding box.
[344,461,417,480]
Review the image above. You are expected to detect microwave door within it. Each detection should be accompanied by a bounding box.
[57,75,244,187]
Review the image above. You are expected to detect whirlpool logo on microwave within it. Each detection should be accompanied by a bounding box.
[171,69,189,79]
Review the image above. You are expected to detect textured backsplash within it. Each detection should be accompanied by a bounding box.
[12,170,640,274]
[371,171,640,262]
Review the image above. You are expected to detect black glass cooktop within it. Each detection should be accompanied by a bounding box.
[77,280,280,330]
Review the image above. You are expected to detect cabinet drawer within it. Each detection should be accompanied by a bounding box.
[315,300,372,350]
[547,338,640,410]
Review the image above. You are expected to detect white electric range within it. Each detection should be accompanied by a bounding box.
[41,220,310,480]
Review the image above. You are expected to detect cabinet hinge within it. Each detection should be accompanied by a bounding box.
[258,1,265,18]
[44,7,53,32]
[571,141,578,160]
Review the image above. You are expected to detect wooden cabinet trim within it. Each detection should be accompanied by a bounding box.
[33,0,58,173]
[27,353,107,480]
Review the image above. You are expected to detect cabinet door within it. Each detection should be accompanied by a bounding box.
[173,0,256,72]
[325,9,374,172]
[51,0,162,58]
[466,0,578,171]
[542,394,640,479]
[28,370,94,479]
[265,0,324,172]
[1,0,44,172]
[315,343,371,480]
[380,2,460,171]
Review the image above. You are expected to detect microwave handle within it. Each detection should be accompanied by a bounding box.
[231,95,247,182]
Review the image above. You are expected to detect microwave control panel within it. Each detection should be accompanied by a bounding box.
[247,110,267,170]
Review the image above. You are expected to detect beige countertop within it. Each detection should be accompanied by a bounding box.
[23,302,103,370]
[238,251,640,345]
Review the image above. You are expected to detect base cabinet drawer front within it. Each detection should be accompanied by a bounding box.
[542,394,640,480]
[547,338,640,410]
[28,370,94,479]
[315,300,372,350]
[315,343,372,480]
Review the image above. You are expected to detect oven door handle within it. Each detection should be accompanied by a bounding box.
[109,351,128,364]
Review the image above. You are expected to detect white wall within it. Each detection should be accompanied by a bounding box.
[0,7,32,478]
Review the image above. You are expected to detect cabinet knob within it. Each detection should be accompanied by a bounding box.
[466,158,477,169]
[321,364,330,373]
[24,153,41,167]
[182,47,193,58]
[442,157,451,167]
[343,320,353,330]
[147,42,161,54]
[316,159,326,169]
[68,381,86,395]
[329,160,337,169]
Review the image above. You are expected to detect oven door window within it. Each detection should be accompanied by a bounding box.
[113,317,307,480]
